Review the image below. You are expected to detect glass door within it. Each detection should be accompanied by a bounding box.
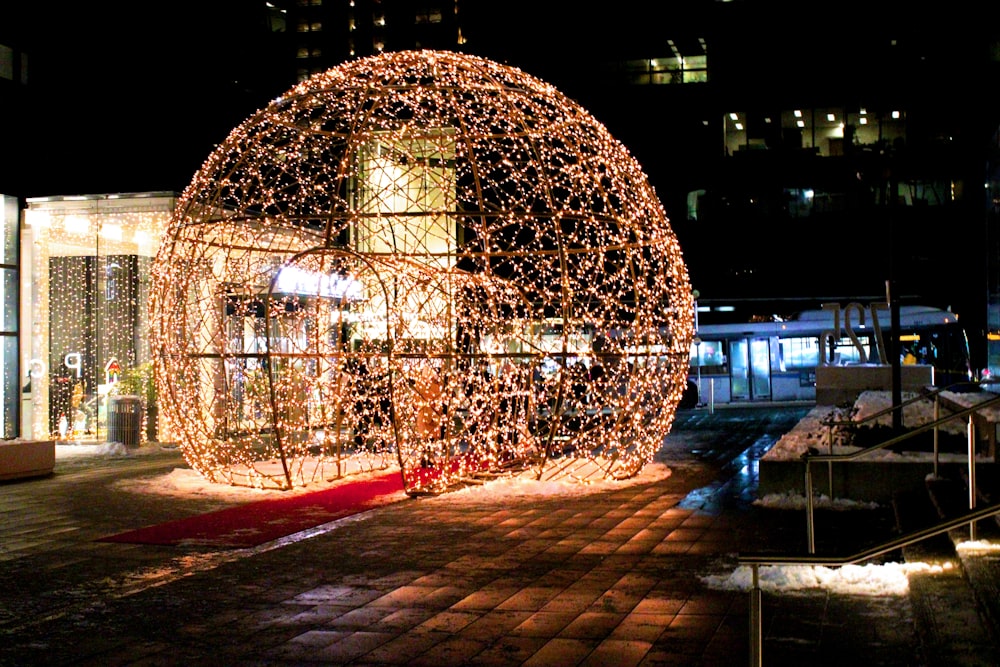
[730,339,750,401]
[729,337,772,401]
[750,337,771,400]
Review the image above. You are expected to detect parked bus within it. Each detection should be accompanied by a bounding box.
[686,302,971,406]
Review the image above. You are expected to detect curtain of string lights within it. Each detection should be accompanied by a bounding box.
[149,50,694,494]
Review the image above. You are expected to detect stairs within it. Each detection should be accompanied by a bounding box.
[893,466,1000,665]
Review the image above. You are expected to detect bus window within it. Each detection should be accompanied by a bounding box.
[832,335,872,365]
[779,336,820,371]
[690,340,728,374]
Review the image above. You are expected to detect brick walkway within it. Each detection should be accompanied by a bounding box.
[0,407,974,666]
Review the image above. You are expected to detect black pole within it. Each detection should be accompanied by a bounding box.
[888,166,902,431]
[890,281,902,431]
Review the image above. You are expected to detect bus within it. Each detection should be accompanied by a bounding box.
[686,302,971,406]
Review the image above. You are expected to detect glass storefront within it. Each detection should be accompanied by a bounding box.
[0,195,18,439]
[20,192,175,441]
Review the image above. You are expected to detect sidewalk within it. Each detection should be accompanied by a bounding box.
[0,407,993,666]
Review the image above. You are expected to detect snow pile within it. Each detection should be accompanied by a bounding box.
[760,404,849,461]
[101,450,673,503]
[763,389,993,462]
[702,561,950,596]
[430,461,673,503]
[956,540,1000,553]
[57,441,164,458]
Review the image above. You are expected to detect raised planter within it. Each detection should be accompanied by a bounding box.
[759,457,945,503]
[0,439,56,481]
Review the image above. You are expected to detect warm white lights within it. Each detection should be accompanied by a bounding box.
[100,223,123,241]
[150,50,694,494]
[63,215,90,235]
[24,210,50,228]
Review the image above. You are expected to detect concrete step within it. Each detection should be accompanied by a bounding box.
[940,469,1000,659]
[893,479,1000,665]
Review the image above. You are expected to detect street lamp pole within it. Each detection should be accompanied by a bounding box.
[693,290,701,405]
[887,162,902,431]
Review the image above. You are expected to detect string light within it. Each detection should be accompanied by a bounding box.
[150,50,694,494]
[24,195,174,442]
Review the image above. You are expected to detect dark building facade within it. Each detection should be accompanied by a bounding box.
[7,1,1000,440]
[254,1,1000,372]
[0,5,26,437]
[264,0,466,83]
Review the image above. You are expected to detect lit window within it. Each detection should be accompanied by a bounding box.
[0,45,12,81]
[415,8,443,24]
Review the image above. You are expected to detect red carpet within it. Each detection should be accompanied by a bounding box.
[98,470,405,548]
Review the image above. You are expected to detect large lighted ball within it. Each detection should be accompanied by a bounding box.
[150,50,694,493]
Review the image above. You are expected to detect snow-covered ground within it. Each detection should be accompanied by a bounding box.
[761,389,988,462]
[54,440,674,502]
[714,389,1000,595]
[701,560,953,596]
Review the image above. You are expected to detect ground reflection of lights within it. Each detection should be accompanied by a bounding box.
[678,434,778,511]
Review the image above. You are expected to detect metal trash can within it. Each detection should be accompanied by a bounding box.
[108,395,143,448]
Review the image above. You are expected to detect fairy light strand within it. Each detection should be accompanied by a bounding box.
[150,50,694,494]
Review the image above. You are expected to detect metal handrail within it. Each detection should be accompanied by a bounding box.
[822,381,981,449]
[805,391,1000,553]
[817,381,980,501]
[738,500,1000,667]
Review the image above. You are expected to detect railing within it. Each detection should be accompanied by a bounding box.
[817,384,954,501]
[737,382,1000,666]
[822,381,982,473]
[809,387,1000,552]
[739,501,1000,667]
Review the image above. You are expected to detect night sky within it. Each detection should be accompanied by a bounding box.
[22,2,278,198]
[16,2,995,355]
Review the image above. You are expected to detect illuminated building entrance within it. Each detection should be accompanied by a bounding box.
[21,193,174,442]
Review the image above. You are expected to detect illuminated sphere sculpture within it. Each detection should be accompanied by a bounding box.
[150,50,694,493]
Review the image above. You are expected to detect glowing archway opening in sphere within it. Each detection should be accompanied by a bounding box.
[149,50,694,494]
